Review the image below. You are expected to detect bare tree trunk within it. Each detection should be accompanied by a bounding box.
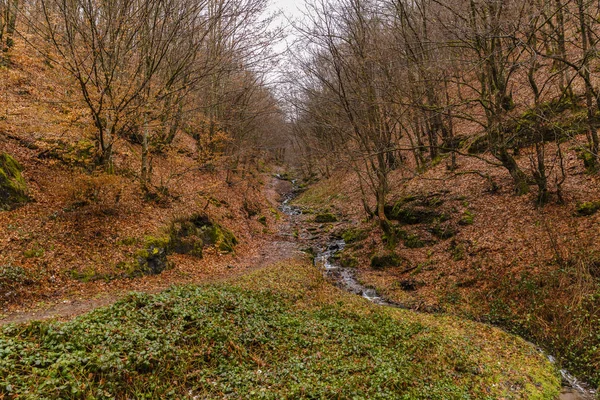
[577,0,599,167]
[141,113,150,191]
[4,0,17,49]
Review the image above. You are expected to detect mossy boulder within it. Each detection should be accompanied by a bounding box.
[341,228,368,244]
[314,212,338,223]
[404,233,427,248]
[134,236,172,275]
[576,201,600,216]
[130,215,238,276]
[371,252,406,270]
[333,250,359,268]
[339,253,359,268]
[385,205,440,225]
[384,195,446,225]
[0,152,28,210]
[169,214,237,255]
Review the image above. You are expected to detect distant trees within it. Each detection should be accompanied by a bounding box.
[290,0,600,212]
[292,0,402,237]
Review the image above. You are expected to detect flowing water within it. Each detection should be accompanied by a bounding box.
[277,177,597,399]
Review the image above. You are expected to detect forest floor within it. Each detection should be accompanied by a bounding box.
[0,174,300,325]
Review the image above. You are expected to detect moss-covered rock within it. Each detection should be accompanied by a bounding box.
[135,246,169,275]
[134,235,172,275]
[429,223,456,240]
[371,252,406,269]
[314,212,338,223]
[341,228,368,244]
[129,215,238,277]
[169,218,204,257]
[384,196,443,224]
[404,233,426,248]
[169,214,237,255]
[333,250,359,268]
[386,206,440,224]
[576,201,600,216]
[0,152,28,210]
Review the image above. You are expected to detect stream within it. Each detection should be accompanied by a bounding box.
[277,175,597,400]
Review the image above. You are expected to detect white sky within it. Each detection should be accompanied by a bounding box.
[269,0,307,22]
[267,0,308,55]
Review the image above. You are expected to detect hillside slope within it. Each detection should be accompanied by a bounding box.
[0,43,279,318]
[292,143,600,389]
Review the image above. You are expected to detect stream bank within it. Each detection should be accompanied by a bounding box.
[277,175,597,400]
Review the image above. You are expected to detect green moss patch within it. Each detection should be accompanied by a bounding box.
[404,233,427,248]
[576,201,600,216]
[0,153,28,211]
[341,228,368,244]
[314,212,338,223]
[371,252,406,269]
[459,210,475,225]
[429,223,457,240]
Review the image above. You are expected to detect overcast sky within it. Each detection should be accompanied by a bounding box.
[267,0,307,55]
[269,0,306,21]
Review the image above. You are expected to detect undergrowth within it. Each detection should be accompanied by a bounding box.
[0,261,560,399]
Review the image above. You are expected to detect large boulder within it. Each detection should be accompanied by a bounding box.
[0,153,28,210]
[169,214,238,256]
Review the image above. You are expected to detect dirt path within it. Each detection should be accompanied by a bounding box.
[0,174,301,326]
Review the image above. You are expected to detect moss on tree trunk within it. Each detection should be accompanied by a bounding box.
[0,152,28,210]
